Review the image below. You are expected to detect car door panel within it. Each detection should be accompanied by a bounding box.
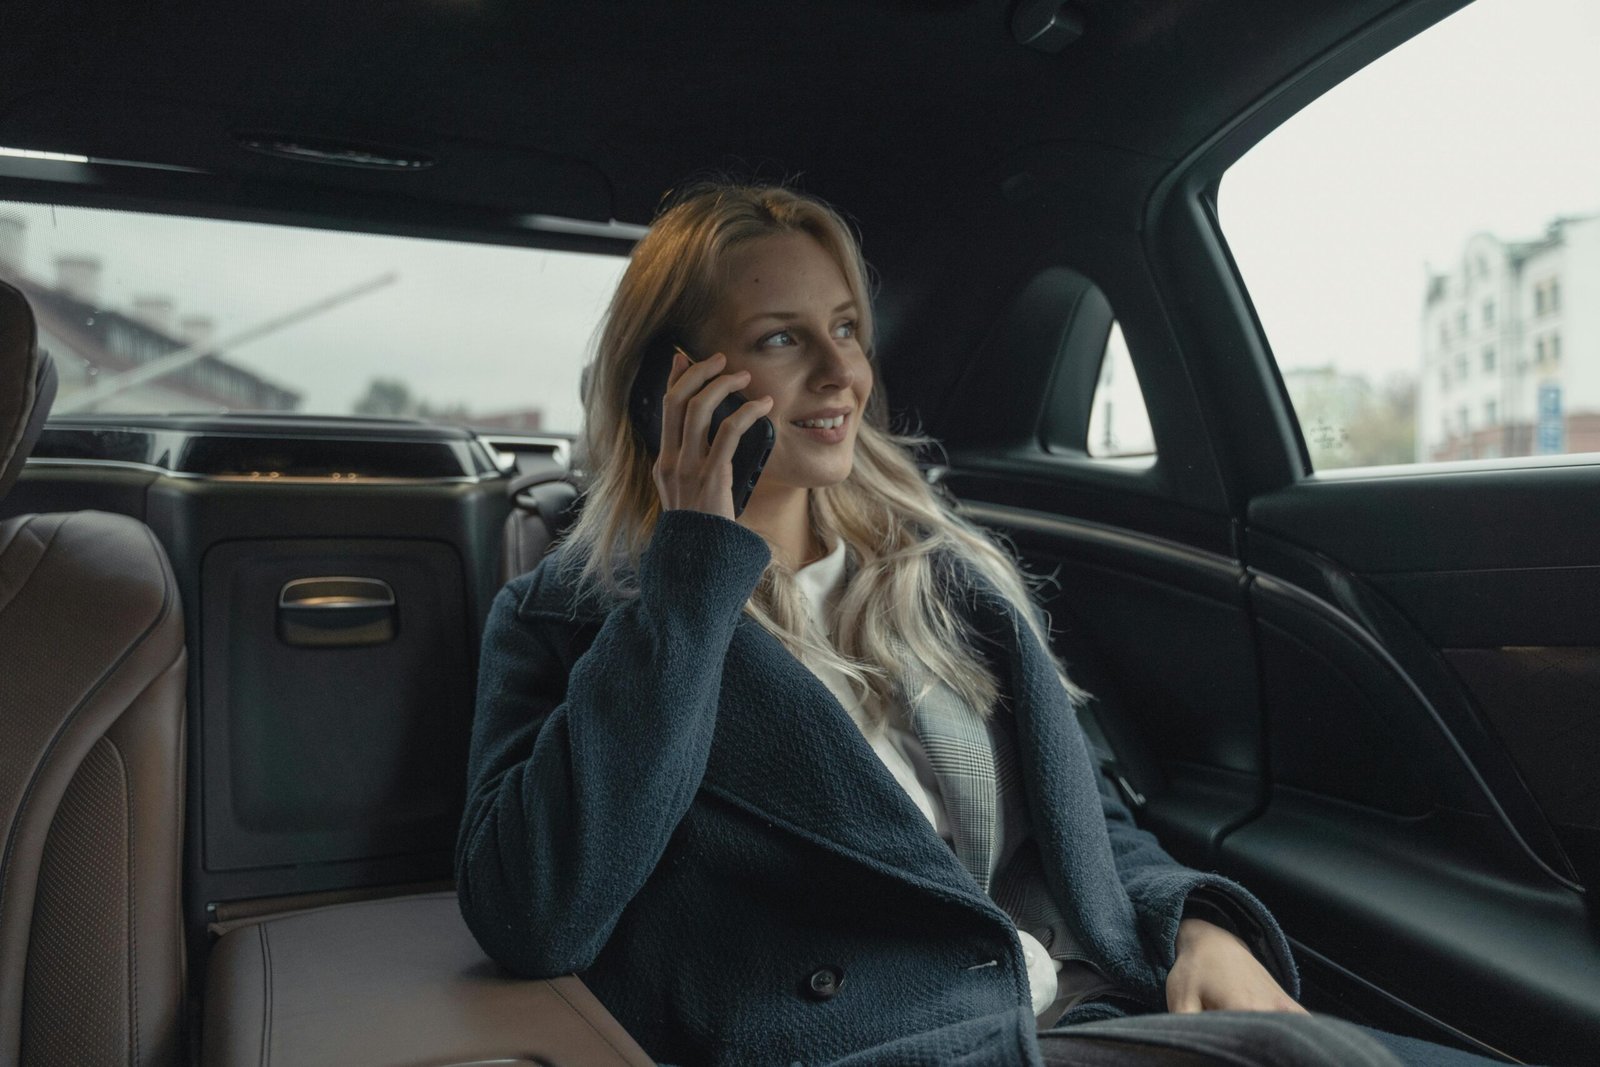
[1221,796,1600,1063]
[951,490,1265,868]
[1236,469,1600,1063]
[954,476,1600,1062]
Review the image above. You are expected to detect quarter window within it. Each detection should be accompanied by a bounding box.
[1085,321,1155,458]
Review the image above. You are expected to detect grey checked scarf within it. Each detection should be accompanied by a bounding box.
[900,660,1116,1011]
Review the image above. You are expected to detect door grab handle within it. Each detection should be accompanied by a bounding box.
[277,577,397,647]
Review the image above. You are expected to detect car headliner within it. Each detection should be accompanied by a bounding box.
[0,0,1454,460]
[0,0,1420,230]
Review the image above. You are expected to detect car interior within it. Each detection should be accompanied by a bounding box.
[1,1,1598,1065]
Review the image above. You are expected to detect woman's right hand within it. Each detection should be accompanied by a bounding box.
[653,349,774,521]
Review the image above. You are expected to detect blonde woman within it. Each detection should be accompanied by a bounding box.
[457,184,1467,1067]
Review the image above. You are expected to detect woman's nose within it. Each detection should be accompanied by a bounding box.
[810,336,857,389]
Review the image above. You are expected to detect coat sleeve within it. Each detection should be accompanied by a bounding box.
[455,510,771,978]
[1090,727,1300,998]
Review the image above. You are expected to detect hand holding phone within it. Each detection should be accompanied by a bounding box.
[629,339,775,520]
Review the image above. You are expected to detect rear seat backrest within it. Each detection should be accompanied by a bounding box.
[0,280,188,1067]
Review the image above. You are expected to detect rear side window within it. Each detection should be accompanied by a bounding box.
[0,202,626,434]
[1220,0,1600,470]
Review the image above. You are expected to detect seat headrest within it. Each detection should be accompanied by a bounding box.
[0,279,57,501]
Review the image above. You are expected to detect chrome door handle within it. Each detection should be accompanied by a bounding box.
[277,577,397,647]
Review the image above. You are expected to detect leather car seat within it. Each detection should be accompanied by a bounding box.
[0,279,188,1066]
[499,458,580,583]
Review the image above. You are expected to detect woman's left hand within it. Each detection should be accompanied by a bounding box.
[1165,918,1307,1014]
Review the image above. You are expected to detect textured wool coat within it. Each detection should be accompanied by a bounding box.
[456,510,1297,1067]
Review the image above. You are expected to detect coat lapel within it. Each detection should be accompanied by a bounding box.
[699,618,996,911]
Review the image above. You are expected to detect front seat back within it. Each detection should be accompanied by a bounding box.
[0,279,188,1067]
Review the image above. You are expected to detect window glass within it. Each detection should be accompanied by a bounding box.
[0,202,627,434]
[1086,321,1155,458]
[1221,0,1600,469]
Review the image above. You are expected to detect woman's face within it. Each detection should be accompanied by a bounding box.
[693,231,874,496]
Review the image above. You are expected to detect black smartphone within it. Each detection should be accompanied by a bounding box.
[627,336,775,518]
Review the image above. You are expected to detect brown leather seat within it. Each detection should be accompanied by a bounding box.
[202,893,654,1067]
[0,279,188,1066]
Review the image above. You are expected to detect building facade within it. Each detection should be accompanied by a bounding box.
[1419,215,1600,462]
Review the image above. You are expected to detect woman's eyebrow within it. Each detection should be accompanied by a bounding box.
[737,300,858,329]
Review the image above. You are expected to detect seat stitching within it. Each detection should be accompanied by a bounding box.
[169,666,188,1041]
[258,923,273,1067]
[110,738,141,1067]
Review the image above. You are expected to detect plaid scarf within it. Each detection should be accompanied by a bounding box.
[901,661,1104,985]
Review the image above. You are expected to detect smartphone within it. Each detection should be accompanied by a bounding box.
[628,336,775,518]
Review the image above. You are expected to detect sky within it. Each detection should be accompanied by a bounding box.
[2,0,1597,432]
[1222,0,1600,384]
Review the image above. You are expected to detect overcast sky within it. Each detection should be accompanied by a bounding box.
[2,0,1596,432]
[1223,0,1600,384]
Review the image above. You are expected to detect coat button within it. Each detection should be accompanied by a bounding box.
[805,966,844,1001]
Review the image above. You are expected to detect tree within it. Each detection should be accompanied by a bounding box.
[352,378,415,417]
[1343,374,1416,467]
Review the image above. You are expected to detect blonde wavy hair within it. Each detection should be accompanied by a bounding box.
[562,181,1079,723]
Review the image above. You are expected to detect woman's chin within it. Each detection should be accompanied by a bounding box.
[751,462,854,498]
[797,461,857,491]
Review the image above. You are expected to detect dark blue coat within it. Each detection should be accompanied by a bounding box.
[456,510,1296,1067]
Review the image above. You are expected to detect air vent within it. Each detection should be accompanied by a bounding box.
[177,436,470,479]
[33,427,158,465]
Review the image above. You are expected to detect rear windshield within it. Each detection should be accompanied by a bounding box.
[0,202,627,435]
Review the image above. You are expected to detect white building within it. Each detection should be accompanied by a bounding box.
[1419,215,1600,461]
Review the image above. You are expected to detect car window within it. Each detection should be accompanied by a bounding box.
[1220,0,1600,471]
[1085,321,1154,459]
[0,202,627,434]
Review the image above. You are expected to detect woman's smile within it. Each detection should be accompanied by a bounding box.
[788,407,851,443]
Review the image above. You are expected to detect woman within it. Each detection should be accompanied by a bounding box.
[456,183,1487,1067]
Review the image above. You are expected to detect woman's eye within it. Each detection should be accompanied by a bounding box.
[833,320,857,339]
[759,330,795,349]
